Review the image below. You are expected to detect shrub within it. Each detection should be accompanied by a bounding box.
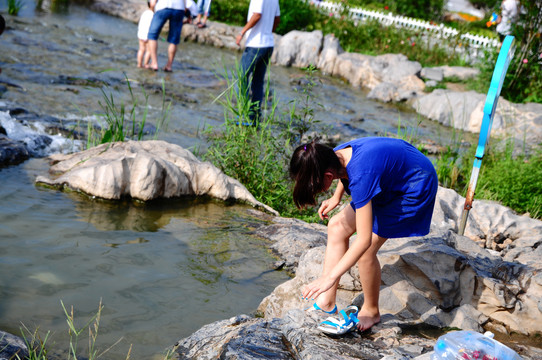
[211,0,316,34]
[210,0,249,26]
[87,75,170,148]
[276,0,318,34]
[331,0,444,21]
[504,1,542,103]
[470,1,542,104]
[315,16,467,66]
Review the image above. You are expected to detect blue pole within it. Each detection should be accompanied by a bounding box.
[458,35,516,235]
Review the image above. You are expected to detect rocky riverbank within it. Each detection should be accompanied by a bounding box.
[173,186,542,359]
[2,140,542,359]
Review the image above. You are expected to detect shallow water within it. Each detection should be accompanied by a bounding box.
[0,2,469,359]
[0,158,288,359]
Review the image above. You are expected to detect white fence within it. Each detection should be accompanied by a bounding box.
[315,1,499,50]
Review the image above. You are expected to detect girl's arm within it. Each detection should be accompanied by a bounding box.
[302,201,373,300]
[327,202,372,278]
[318,180,346,220]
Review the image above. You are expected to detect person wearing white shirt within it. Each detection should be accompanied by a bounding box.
[235,0,280,124]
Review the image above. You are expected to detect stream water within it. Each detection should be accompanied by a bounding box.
[0,2,465,359]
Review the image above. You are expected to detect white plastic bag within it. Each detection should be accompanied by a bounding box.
[431,330,522,360]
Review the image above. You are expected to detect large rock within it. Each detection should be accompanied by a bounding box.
[174,311,435,360]
[272,30,323,68]
[0,135,29,167]
[421,66,480,82]
[412,90,542,145]
[0,330,28,360]
[412,89,487,131]
[35,140,277,214]
[253,216,327,272]
[331,53,425,102]
[317,33,343,75]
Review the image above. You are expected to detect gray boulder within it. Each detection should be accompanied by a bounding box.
[35,140,277,215]
[174,310,435,360]
[0,135,29,168]
[412,89,486,130]
[272,30,323,68]
[0,330,28,360]
[332,53,425,102]
[317,33,343,75]
[412,90,542,147]
[435,65,480,81]
[420,67,444,82]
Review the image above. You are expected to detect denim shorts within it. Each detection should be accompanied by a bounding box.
[197,0,211,15]
[147,8,185,44]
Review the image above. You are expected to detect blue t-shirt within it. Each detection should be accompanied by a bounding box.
[334,137,438,238]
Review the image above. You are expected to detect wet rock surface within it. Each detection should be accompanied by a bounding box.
[175,187,542,360]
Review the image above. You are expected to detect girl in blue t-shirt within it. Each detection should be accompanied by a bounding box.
[289,137,438,332]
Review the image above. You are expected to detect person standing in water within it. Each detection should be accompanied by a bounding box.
[137,2,154,68]
[235,0,280,123]
[147,0,186,72]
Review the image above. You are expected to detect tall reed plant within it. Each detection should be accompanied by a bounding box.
[203,63,323,221]
[87,74,170,148]
[7,0,25,15]
[13,299,184,360]
[17,325,50,360]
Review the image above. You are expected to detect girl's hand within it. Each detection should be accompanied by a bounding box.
[318,197,339,220]
[301,275,336,301]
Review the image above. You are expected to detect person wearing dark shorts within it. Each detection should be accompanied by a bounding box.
[147,0,186,72]
[290,137,438,332]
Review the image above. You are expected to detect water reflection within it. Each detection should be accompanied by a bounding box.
[0,159,289,359]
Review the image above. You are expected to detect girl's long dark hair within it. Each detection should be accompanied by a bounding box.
[289,140,342,208]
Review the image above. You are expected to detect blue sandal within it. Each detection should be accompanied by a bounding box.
[317,305,359,335]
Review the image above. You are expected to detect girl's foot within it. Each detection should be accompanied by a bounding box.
[307,302,337,314]
[356,308,380,331]
[311,300,337,314]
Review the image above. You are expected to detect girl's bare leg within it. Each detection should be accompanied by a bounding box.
[143,41,151,67]
[137,39,146,67]
[356,233,387,330]
[315,205,356,311]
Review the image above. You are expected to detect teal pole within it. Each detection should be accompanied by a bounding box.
[458,35,516,236]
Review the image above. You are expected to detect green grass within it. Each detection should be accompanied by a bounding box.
[7,0,25,15]
[201,63,325,222]
[13,300,179,360]
[474,141,542,218]
[87,74,171,148]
